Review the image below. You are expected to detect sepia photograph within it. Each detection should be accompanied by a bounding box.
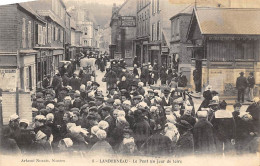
[0,0,259,165]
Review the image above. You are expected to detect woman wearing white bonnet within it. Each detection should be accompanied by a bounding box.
[90,129,114,155]
[98,120,109,131]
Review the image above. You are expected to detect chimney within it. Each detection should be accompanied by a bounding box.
[112,3,117,15]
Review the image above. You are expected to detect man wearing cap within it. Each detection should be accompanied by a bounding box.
[178,71,188,88]
[247,72,255,102]
[236,72,248,103]
[233,102,242,123]
[246,97,260,134]
[69,73,81,91]
[62,73,71,87]
[118,76,129,91]
[101,106,115,139]
[104,67,117,91]
[51,72,62,98]
[161,89,174,107]
[193,111,216,155]
[175,120,194,156]
[144,89,155,107]
[42,75,51,89]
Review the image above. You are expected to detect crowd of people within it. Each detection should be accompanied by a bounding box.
[0,54,259,157]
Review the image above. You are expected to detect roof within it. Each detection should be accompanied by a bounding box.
[18,3,46,24]
[195,7,260,35]
[170,4,194,20]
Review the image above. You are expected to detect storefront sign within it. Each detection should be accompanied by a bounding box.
[150,46,160,50]
[114,52,121,60]
[0,69,17,91]
[120,16,136,27]
[161,46,169,53]
[125,50,132,58]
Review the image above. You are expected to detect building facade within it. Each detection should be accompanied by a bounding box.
[134,0,151,66]
[27,0,68,88]
[187,7,260,95]
[110,0,137,66]
[0,3,46,92]
[170,5,193,88]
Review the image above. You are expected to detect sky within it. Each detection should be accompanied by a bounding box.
[0,0,126,6]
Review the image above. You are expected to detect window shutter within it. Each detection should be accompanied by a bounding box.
[35,23,38,44]
[28,21,31,48]
[22,18,26,48]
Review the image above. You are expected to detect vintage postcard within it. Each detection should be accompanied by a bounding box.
[0,0,259,165]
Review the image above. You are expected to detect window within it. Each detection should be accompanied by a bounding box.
[38,24,42,45]
[60,29,63,42]
[171,20,175,39]
[176,18,180,36]
[28,21,31,48]
[58,28,60,41]
[53,25,55,41]
[22,18,26,48]
[43,27,46,45]
[48,24,52,43]
[152,0,154,14]
[157,21,160,40]
[151,23,154,41]
[55,27,58,41]
[157,0,160,12]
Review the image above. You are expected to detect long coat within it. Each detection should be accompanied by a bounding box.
[141,132,172,156]
[175,130,194,156]
[236,76,248,90]
[133,119,151,149]
[193,119,216,154]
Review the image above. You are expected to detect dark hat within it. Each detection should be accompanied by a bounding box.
[131,82,138,87]
[163,89,171,94]
[92,82,100,87]
[74,93,81,98]
[88,101,96,107]
[57,102,65,107]
[240,72,244,75]
[133,95,142,100]
[95,95,104,100]
[101,105,113,112]
[105,98,114,103]
[70,107,80,112]
[249,72,254,75]
[211,90,219,95]
[89,106,98,112]
[36,92,43,98]
[81,104,89,110]
[175,120,193,130]
[37,98,44,103]
[233,102,242,108]
[219,100,227,109]
[120,89,128,94]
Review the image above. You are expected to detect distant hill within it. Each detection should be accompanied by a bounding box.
[65,0,113,28]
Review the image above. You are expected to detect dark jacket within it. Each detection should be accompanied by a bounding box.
[236,76,248,90]
[247,76,255,88]
[175,130,194,156]
[141,132,172,156]
[193,119,216,154]
[178,75,188,87]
